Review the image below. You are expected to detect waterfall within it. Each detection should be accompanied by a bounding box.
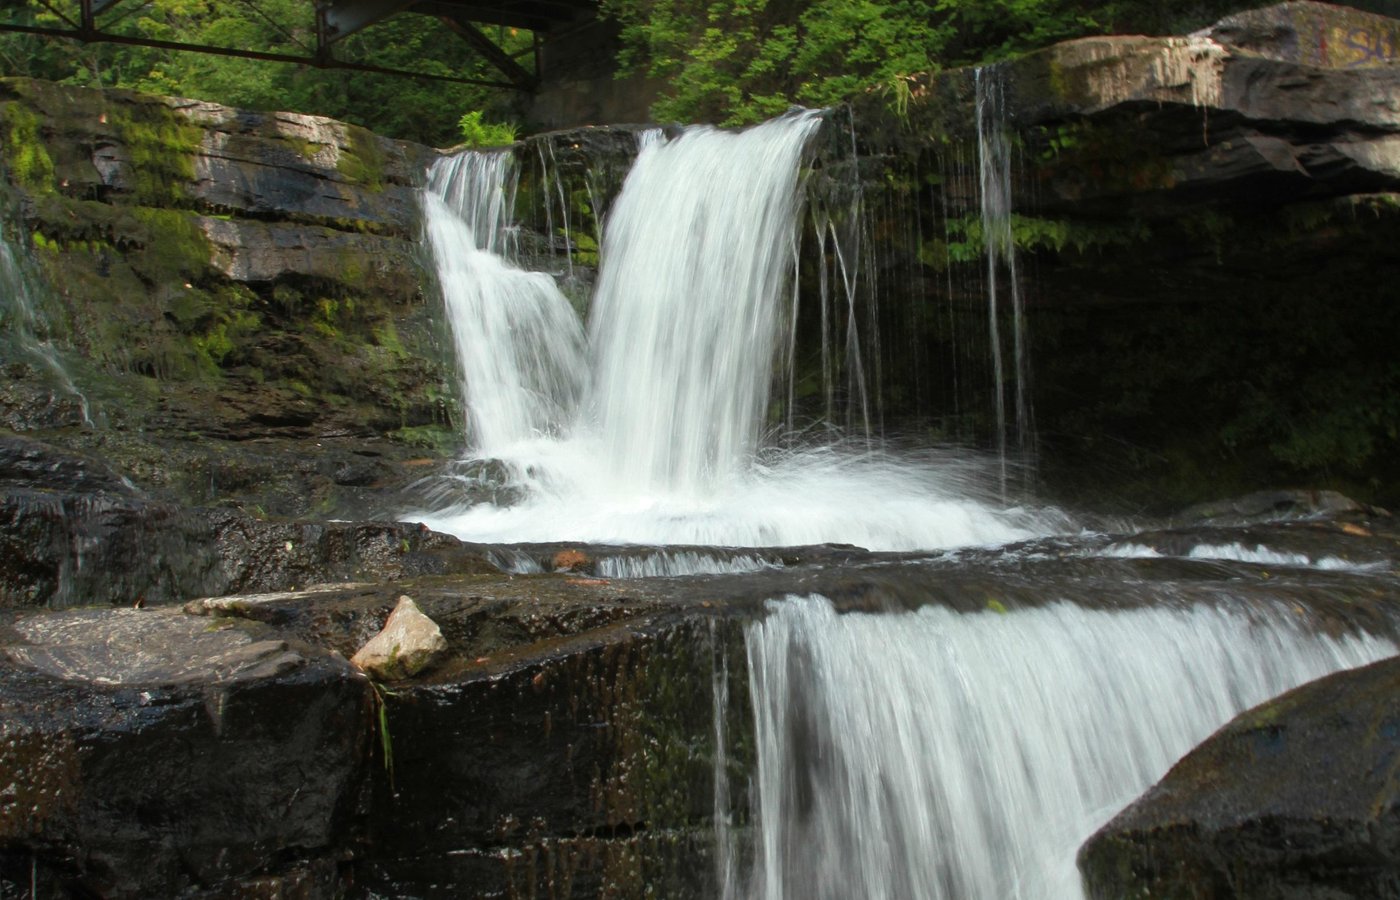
[414,112,1066,549]
[423,151,587,454]
[587,112,822,493]
[975,68,1031,491]
[734,596,1395,900]
[0,221,89,423]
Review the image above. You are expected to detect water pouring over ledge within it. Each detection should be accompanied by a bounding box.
[410,110,1067,550]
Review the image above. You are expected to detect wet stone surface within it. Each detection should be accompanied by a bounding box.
[0,504,1397,897]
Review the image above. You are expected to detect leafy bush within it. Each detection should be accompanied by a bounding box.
[457,110,518,148]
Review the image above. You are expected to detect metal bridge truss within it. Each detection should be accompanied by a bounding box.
[0,0,599,89]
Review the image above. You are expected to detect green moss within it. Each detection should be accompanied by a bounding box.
[337,124,386,192]
[389,424,458,454]
[572,231,600,267]
[1,102,55,193]
[192,307,260,375]
[279,135,322,161]
[373,320,405,355]
[104,101,203,205]
[129,207,211,282]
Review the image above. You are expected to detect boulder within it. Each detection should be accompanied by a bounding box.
[1079,655,1400,899]
[350,594,447,679]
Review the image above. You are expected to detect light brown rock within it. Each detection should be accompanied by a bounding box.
[350,595,447,680]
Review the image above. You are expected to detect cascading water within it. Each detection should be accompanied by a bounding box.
[423,151,587,454]
[414,111,1061,549]
[587,111,822,493]
[735,596,1396,900]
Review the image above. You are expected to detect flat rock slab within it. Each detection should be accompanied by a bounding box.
[2,607,306,686]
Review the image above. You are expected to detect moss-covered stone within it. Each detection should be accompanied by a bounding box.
[0,101,54,194]
[0,76,453,518]
[337,123,387,191]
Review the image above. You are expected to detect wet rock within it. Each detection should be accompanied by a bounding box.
[0,573,744,898]
[0,76,456,518]
[0,606,369,899]
[0,433,136,495]
[350,594,447,680]
[1174,489,1373,527]
[840,2,1400,511]
[0,439,499,609]
[352,610,741,899]
[1079,655,1400,899]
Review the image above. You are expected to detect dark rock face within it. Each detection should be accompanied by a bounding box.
[1079,655,1400,899]
[0,76,456,519]
[0,434,498,610]
[833,0,1400,512]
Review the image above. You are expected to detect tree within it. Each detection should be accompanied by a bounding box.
[0,0,526,146]
[602,0,1262,125]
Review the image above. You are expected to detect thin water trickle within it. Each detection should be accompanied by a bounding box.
[413,111,1061,548]
[976,67,1032,493]
[733,595,1396,900]
[0,226,90,423]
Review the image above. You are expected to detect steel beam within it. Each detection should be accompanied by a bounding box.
[317,0,413,44]
[0,20,521,88]
[435,13,536,88]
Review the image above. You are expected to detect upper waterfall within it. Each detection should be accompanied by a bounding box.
[411,111,1066,550]
[587,112,821,494]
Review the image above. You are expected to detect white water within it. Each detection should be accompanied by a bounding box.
[597,551,777,579]
[423,152,586,454]
[1098,541,1386,572]
[736,596,1396,900]
[414,112,1063,550]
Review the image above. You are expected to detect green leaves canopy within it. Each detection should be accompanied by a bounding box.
[603,0,1254,125]
[0,0,528,145]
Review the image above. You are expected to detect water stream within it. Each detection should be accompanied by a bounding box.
[0,221,89,423]
[412,110,1398,898]
[733,596,1394,900]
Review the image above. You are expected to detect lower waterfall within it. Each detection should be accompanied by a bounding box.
[730,596,1395,900]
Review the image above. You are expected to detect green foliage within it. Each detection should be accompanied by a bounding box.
[603,0,1076,124]
[604,0,1261,124]
[0,0,529,145]
[921,213,1149,268]
[457,110,518,148]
